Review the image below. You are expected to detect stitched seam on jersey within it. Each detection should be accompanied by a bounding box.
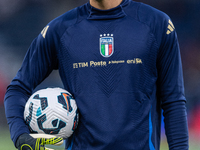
[59,7,88,47]
[122,1,158,49]
[136,3,159,51]
[135,2,162,70]
[58,6,89,59]
[59,9,78,44]
[123,2,159,51]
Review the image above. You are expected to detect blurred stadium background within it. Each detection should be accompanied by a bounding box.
[0,0,200,149]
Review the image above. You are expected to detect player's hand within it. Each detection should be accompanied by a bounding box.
[16,133,63,150]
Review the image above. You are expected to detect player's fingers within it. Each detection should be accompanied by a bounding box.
[35,138,50,150]
[40,137,63,145]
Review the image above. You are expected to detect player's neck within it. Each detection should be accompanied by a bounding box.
[90,0,123,10]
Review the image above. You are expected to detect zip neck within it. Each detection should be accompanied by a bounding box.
[87,0,130,20]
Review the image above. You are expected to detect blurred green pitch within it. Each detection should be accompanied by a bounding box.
[0,127,199,150]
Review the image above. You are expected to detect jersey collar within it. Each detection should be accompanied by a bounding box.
[87,0,130,20]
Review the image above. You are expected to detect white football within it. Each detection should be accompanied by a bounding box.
[24,87,79,139]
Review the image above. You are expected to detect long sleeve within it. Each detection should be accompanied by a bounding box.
[138,3,189,148]
[4,26,58,146]
[156,17,189,149]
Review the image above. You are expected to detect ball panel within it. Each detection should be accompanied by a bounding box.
[24,87,79,139]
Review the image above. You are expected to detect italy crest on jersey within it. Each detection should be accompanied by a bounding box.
[100,34,114,57]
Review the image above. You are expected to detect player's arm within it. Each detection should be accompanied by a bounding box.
[137,4,189,148]
[4,24,59,147]
[156,16,189,149]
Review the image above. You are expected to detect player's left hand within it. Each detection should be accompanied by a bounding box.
[16,133,63,150]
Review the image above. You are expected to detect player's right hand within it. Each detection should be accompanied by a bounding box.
[16,133,63,150]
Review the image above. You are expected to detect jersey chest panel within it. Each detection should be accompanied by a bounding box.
[58,18,158,96]
[60,18,156,66]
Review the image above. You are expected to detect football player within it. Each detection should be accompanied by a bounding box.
[4,0,189,149]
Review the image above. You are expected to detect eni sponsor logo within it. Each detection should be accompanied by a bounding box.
[73,58,142,69]
[127,58,142,64]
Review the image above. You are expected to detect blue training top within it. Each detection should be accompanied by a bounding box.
[4,0,189,149]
